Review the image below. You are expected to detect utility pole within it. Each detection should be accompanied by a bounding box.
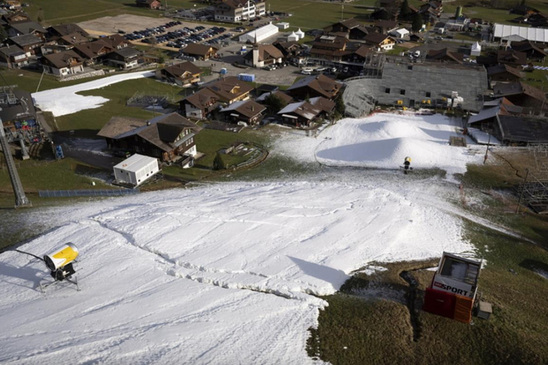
[0,117,31,208]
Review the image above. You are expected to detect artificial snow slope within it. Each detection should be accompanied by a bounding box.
[0,180,473,364]
[32,71,154,117]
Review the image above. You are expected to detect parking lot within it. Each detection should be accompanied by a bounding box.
[79,14,302,86]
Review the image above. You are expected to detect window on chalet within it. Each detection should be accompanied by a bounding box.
[400,89,405,95]
[385,88,390,94]
[426,91,431,97]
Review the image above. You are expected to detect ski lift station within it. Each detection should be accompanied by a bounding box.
[113,153,160,187]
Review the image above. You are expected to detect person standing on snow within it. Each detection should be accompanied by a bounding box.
[403,157,411,174]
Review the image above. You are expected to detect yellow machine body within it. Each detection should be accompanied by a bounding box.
[44,243,79,271]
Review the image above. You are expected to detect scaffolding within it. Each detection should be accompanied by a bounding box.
[517,144,548,214]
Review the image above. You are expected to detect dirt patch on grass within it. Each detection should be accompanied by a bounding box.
[78,14,201,36]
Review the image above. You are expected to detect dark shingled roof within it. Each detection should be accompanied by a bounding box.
[98,113,202,152]
[498,115,548,143]
[163,61,202,78]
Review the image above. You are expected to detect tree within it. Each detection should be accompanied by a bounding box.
[263,93,287,114]
[400,0,411,20]
[412,13,423,32]
[213,152,225,170]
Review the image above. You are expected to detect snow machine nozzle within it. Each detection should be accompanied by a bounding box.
[44,243,79,272]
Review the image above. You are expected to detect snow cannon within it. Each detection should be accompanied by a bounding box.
[405,156,411,163]
[43,243,79,281]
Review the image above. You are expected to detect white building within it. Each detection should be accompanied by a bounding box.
[239,23,279,43]
[113,154,160,187]
[389,28,410,39]
[471,42,481,57]
[493,23,548,43]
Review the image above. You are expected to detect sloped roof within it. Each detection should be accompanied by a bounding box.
[163,61,202,78]
[10,21,46,35]
[182,43,218,57]
[287,74,342,99]
[42,50,83,68]
[0,44,25,58]
[73,39,109,59]
[278,101,321,120]
[207,76,254,102]
[183,88,219,109]
[59,32,89,45]
[487,64,523,78]
[498,115,548,143]
[243,44,284,62]
[309,96,336,113]
[9,33,42,47]
[219,99,266,118]
[256,90,293,104]
[98,113,202,152]
[97,116,147,139]
[48,23,89,37]
[426,48,463,63]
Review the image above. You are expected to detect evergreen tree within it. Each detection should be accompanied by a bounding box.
[412,13,423,32]
[213,152,225,170]
[400,0,411,20]
[264,93,287,114]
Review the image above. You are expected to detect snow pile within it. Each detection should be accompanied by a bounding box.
[0,181,473,364]
[314,114,482,177]
[32,71,154,117]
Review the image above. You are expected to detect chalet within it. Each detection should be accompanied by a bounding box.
[492,82,547,111]
[56,32,90,47]
[7,34,43,56]
[426,48,463,64]
[0,45,28,68]
[341,45,374,65]
[510,40,547,61]
[41,50,85,76]
[214,0,266,23]
[309,96,336,115]
[135,0,161,10]
[372,20,398,34]
[243,44,284,68]
[105,47,140,70]
[97,112,202,163]
[7,21,47,40]
[487,64,523,83]
[99,34,130,50]
[364,32,395,52]
[497,49,527,67]
[180,43,218,60]
[179,88,219,119]
[468,98,548,145]
[273,41,305,59]
[2,11,30,24]
[219,99,266,125]
[159,61,202,87]
[256,90,294,105]
[277,101,322,128]
[287,74,342,100]
[419,1,443,24]
[73,39,112,65]
[207,76,254,104]
[324,18,370,42]
[47,23,89,39]
[309,35,348,63]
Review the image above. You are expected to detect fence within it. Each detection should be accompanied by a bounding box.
[39,189,139,198]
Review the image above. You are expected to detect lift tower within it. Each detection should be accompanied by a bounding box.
[0,117,31,208]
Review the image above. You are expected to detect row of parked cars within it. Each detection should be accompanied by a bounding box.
[123,21,183,41]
